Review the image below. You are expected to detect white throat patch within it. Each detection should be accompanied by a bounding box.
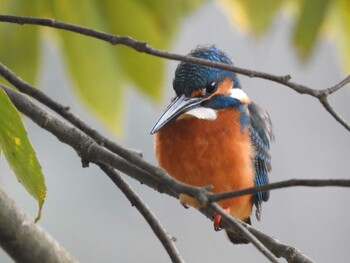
[177,88,249,121]
[230,89,250,104]
[180,107,217,120]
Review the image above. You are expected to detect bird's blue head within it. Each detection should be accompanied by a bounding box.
[173,46,240,97]
[151,46,248,134]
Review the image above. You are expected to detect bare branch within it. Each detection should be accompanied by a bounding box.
[245,225,316,263]
[0,62,143,160]
[210,204,279,263]
[0,187,77,263]
[318,96,350,131]
[98,164,184,263]
[200,206,316,263]
[0,83,187,263]
[0,14,349,131]
[209,179,350,203]
[323,75,350,95]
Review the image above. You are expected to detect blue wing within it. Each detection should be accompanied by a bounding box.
[248,102,274,221]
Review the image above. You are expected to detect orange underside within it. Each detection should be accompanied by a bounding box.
[155,108,254,220]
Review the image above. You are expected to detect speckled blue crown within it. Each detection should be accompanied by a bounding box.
[173,45,240,96]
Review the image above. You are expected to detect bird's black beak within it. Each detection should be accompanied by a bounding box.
[150,94,203,134]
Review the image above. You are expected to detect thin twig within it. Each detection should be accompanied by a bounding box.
[200,206,316,263]
[322,75,350,95]
[210,203,279,263]
[318,96,350,131]
[209,179,350,203]
[0,14,349,131]
[99,164,184,263]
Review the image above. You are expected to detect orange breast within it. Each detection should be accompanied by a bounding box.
[154,108,255,220]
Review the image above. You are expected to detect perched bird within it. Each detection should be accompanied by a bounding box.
[151,46,273,244]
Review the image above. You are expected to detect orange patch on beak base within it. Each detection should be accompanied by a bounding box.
[191,89,205,98]
[216,77,234,95]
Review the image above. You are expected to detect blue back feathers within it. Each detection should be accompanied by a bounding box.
[173,46,240,97]
[248,102,274,220]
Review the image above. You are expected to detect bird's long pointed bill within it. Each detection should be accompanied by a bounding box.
[150,95,202,134]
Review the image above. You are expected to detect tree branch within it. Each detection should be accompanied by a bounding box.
[209,179,350,203]
[200,206,316,263]
[0,187,77,263]
[0,83,185,263]
[98,164,184,263]
[0,14,349,131]
[210,203,279,263]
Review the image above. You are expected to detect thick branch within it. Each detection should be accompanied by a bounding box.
[0,14,349,131]
[0,187,77,263]
[0,62,200,201]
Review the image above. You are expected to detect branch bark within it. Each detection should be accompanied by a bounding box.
[0,14,349,131]
[209,179,350,203]
[99,164,184,263]
[0,187,77,263]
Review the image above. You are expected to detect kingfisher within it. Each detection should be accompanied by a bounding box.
[150,46,273,244]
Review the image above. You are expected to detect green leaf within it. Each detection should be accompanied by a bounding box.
[0,1,40,85]
[100,0,206,101]
[219,0,284,36]
[239,0,284,36]
[335,0,350,72]
[99,0,166,101]
[0,89,46,222]
[293,0,331,59]
[51,0,125,134]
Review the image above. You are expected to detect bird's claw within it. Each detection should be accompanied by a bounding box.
[180,201,189,209]
[212,207,231,231]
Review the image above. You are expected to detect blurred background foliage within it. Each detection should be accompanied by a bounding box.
[0,0,349,134]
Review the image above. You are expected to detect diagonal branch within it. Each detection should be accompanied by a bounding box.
[0,14,349,131]
[0,187,77,263]
[210,203,279,263]
[98,164,184,263]
[200,205,316,263]
[0,62,189,199]
[0,84,183,263]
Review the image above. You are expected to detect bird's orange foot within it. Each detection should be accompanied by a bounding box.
[213,207,231,231]
[180,201,189,209]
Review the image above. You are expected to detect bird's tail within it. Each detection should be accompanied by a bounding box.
[225,217,251,244]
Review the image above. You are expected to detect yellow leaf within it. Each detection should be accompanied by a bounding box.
[335,0,350,72]
[219,0,284,35]
[50,0,125,134]
[0,1,40,85]
[293,0,332,59]
[0,89,46,222]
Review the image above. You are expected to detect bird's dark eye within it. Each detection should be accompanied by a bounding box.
[205,81,217,94]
